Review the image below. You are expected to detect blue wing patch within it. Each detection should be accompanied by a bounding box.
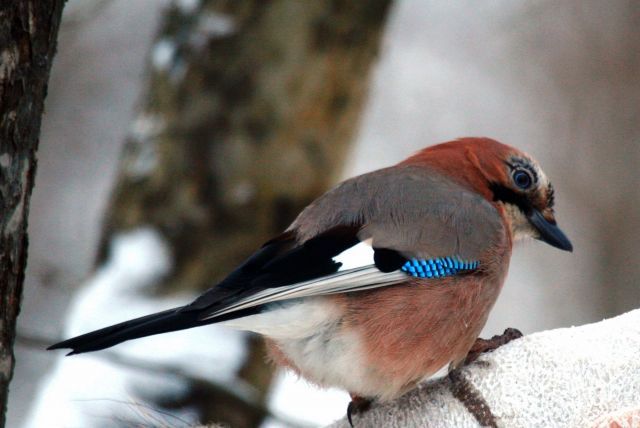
[401,257,479,279]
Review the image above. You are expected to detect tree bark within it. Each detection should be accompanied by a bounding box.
[0,1,65,426]
[90,0,392,426]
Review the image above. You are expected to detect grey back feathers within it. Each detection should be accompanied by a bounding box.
[291,165,504,262]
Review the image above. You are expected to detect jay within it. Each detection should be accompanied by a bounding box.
[50,137,572,421]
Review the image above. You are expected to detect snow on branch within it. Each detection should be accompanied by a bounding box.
[329,309,640,428]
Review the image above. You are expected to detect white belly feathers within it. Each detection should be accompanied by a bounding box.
[221,297,375,396]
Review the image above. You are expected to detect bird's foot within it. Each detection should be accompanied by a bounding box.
[347,395,372,427]
[464,327,523,365]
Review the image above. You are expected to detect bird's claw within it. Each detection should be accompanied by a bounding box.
[464,327,523,365]
[347,396,372,427]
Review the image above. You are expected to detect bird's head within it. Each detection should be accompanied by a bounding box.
[406,137,573,252]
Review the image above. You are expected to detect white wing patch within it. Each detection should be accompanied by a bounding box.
[332,240,375,271]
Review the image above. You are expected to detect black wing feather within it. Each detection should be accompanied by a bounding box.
[182,225,361,312]
[49,226,366,355]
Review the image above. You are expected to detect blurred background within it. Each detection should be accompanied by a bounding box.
[8,0,640,427]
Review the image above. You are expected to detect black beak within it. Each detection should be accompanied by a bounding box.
[528,210,573,252]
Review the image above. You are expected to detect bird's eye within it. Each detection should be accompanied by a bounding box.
[512,170,533,190]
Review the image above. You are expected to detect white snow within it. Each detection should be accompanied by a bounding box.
[196,13,236,38]
[125,114,164,178]
[24,228,248,428]
[263,370,350,428]
[189,13,237,50]
[129,113,165,143]
[151,38,177,72]
[175,0,200,15]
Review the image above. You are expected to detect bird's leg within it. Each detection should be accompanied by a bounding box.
[347,394,372,427]
[464,327,523,365]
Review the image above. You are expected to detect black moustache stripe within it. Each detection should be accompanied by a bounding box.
[489,182,532,215]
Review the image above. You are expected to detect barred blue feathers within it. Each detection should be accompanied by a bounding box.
[401,257,479,278]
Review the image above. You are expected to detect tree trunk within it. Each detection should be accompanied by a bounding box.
[0,1,65,426]
[92,0,392,426]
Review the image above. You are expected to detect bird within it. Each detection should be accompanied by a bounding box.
[49,137,572,423]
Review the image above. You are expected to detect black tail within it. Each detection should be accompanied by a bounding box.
[47,305,262,355]
[47,307,204,355]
